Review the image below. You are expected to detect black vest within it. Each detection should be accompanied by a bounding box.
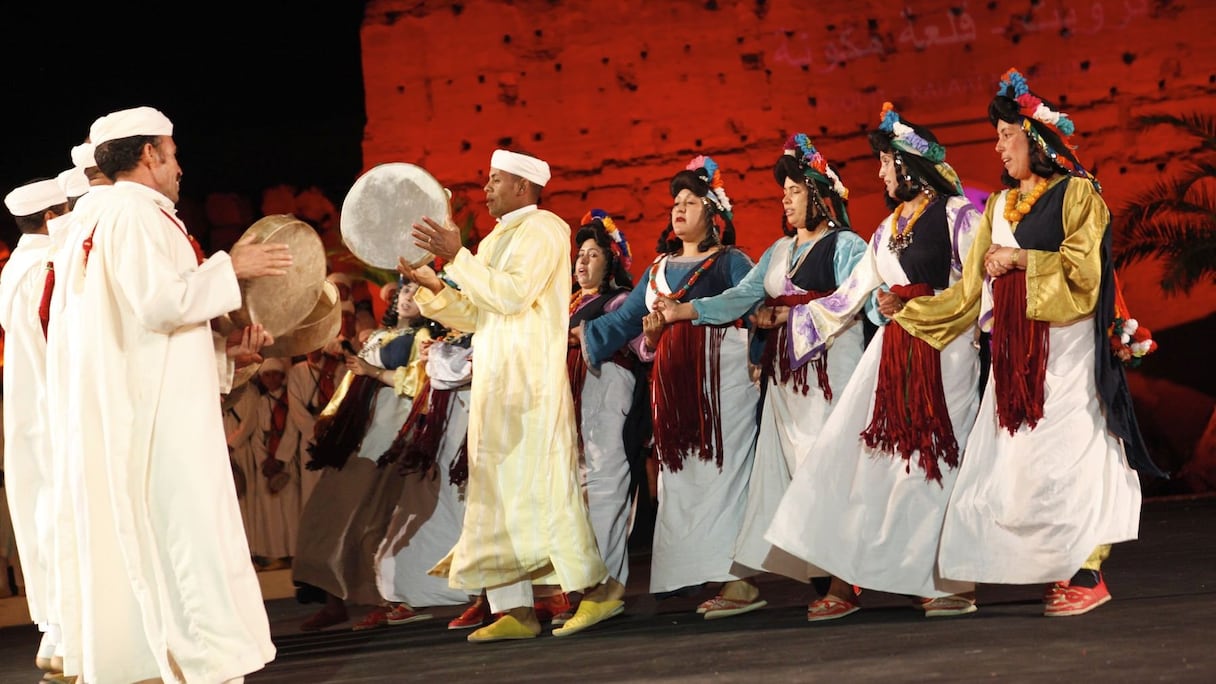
[898,196,953,289]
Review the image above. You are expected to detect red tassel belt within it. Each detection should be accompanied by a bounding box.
[859,283,959,483]
[991,270,1049,434]
[760,292,832,400]
[651,320,727,472]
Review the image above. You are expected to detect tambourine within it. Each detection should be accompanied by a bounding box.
[340,162,449,269]
[229,214,327,338]
[260,281,343,358]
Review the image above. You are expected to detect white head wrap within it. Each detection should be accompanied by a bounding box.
[71,142,96,168]
[490,149,551,187]
[56,167,91,198]
[5,179,68,217]
[258,357,289,376]
[90,106,174,146]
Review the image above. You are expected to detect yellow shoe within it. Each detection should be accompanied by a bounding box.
[466,615,539,643]
[551,599,625,638]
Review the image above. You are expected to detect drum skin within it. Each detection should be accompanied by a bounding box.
[230,214,327,337]
[341,162,448,269]
[260,281,343,358]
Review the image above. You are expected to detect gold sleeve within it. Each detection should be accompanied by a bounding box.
[893,194,995,351]
[1024,177,1106,323]
[393,327,432,398]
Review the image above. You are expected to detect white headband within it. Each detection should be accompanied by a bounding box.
[57,167,90,198]
[90,106,174,146]
[5,179,68,217]
[71,142,96,168]
[258,357,289,375]
[490,149,551,187]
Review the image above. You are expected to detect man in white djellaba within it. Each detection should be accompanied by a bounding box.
[54,105,292,683]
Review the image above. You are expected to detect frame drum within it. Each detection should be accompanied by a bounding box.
[260,281,343,358]
[229,214,326,338]
[341,162,448,269]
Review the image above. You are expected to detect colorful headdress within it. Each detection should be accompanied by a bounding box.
[783,133,850,201]
[996,68,1097,185]
[684,155,733,220]
[878,102,964,195]
[580,208,632,271]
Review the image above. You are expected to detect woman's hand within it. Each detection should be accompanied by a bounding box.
[876,290,905,317]
[345,354,377,377]
[749,305,789,329]
[642,311,666,350]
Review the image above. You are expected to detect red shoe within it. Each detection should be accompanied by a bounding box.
[533,592,572,623]
[352,607,390,631]
[300,607,349,632]
[1043,581,1069,603]
[806,596,860,622]
[1044,577,1111,617]
[448,597,491,630]
[385,602,434,625]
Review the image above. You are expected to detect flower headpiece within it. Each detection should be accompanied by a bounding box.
[580,208,632,271]
[783,133,850,201]
[878,102,964,195]
[685,155,733,220]
[997,68,1097,185]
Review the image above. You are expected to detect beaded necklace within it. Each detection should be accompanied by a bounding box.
[569,289,600,316]
[887,198,931,256]
[648,252,719,300]
[1003,178,1050,224]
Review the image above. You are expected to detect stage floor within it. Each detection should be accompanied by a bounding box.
[2,495,1212,683]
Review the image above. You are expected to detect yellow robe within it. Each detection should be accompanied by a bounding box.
[417,208,607,592]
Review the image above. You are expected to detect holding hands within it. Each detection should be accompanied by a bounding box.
[749,305,789,329]
[876,290,905,318]
[642,311,666,351]
[984,244,1022,278]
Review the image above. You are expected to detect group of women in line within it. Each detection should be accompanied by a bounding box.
[565,66,1160,627]
[290,66,1161,635]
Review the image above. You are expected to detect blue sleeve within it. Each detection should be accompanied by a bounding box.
[582,268,652,366]
[691,244,772,325]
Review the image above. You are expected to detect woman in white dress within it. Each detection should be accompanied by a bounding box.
[766,103,984,620]
[896,69,1165,617]
[655,135,866,595]
[575,156,762,621]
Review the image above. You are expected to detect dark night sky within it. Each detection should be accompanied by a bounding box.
[0,3,368,247]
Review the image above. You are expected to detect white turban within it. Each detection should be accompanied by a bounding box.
[258,357,289,376]
[56,167,90,198]
[490,149,551,187]
[90,106,174,146]
[71,142,96,168]
[5,179,67,217]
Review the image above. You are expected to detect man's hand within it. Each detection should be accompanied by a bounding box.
[397,258,444,294]
[413,216,462,261]
[229,233,293,280]
[227,324,273,368]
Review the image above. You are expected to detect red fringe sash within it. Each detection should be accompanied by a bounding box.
[991,270,1049,434]
[38,262,54,339]
[859,283,959,483]
[567,346,588,450]
[651,320,728,472]
[759,291,833,401]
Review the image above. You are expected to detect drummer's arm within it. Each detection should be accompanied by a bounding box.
[414,279,479,333]
[441,221,562,317]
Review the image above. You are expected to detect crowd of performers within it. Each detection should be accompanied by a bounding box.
[0,65,1164,681]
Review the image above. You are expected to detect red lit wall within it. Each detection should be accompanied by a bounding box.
[360,0,1216,490]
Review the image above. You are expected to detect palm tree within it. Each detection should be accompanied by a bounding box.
[1112,113,1216,296]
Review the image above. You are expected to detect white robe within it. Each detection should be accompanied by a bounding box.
[0,231,55,627]
[937,193,1141,583]
[223,387,261,545]
[251,386,301,559]
[56,181,274,683]
[375,384,472,608]
[768,197,982,598]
